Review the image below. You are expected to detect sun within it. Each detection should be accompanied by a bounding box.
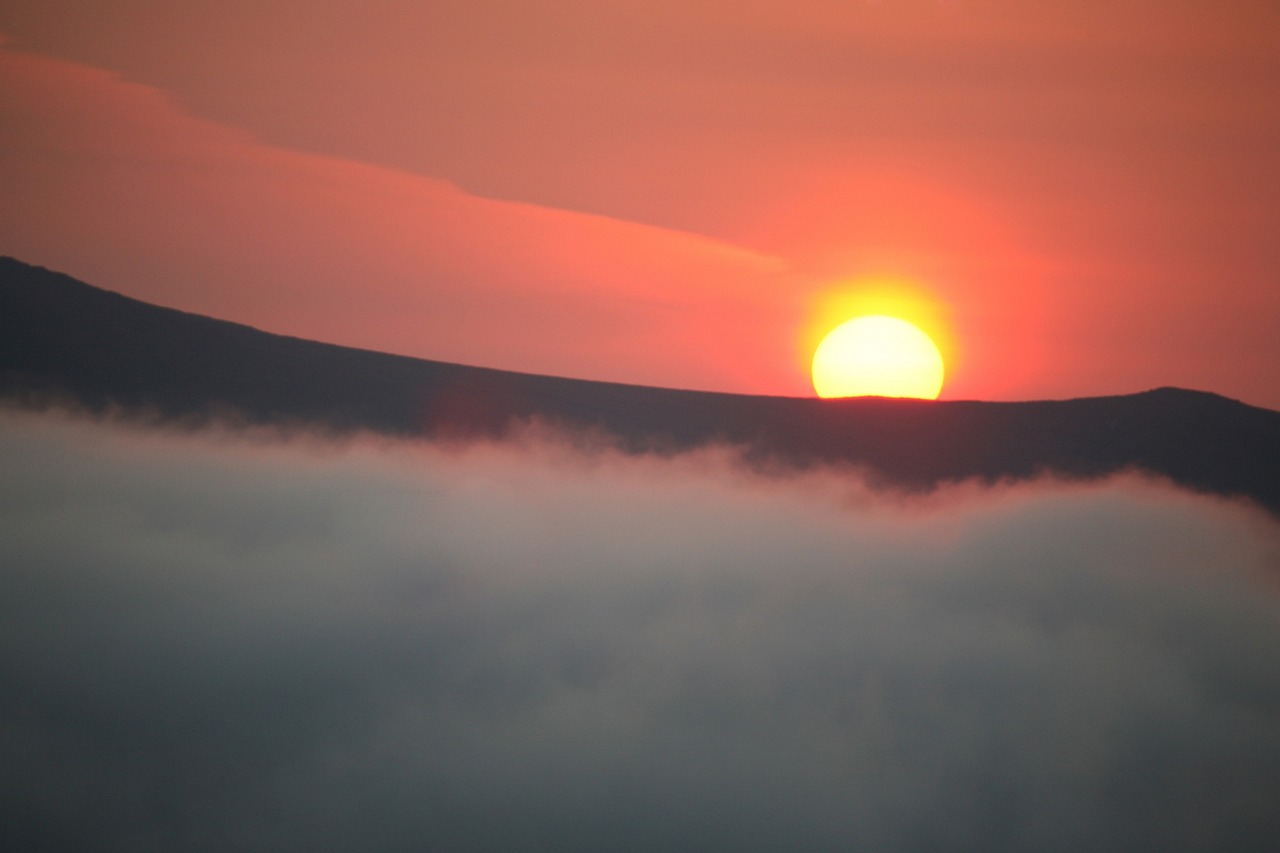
[812,315,945,399]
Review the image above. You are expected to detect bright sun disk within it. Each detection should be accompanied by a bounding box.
[812,315,945,399]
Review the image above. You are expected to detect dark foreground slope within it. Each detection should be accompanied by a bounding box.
[4,257,1279,512]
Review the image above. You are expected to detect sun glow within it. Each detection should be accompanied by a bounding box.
[812,315,945,399]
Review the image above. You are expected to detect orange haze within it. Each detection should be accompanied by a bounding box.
[1,1,1278,407]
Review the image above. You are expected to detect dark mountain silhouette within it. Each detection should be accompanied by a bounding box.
[3,256,1278,513]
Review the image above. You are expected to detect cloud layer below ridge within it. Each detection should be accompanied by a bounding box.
[2,411,1279,851]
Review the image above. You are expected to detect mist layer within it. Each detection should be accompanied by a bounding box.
[2,411,1278,851]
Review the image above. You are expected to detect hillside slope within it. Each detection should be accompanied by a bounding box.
[4,257,1278,511]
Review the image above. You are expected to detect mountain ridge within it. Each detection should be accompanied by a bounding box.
[3,256,1278,513]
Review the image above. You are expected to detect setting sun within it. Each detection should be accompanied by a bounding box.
[812,315,945,399]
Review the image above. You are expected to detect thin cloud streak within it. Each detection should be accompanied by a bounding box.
[1,410,1279,850]
[0,44,792,395]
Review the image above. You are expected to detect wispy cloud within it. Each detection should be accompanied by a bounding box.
[0,44,793,395]
[1,410,1278,850]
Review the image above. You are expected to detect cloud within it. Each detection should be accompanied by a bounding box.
[1,409,1279,851]
[0,44,792,395]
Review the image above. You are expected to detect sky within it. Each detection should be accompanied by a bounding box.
[3,408,1280,850]
[1,1,1278,404]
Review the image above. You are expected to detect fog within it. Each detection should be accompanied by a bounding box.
[2,410,1279,851]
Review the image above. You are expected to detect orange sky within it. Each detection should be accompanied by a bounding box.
[1,1,1278,406]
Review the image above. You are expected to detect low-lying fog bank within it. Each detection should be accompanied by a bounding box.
[2,410,1278,852]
